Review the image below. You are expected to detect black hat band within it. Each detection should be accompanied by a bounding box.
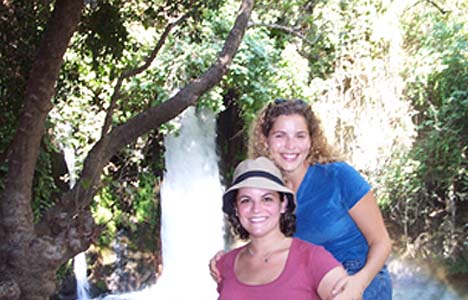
[233,170,284,186]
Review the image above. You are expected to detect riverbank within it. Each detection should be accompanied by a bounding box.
[388,254,468,300]
[386,217,468,300]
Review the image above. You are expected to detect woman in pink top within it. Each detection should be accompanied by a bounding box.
[217,156,348,300]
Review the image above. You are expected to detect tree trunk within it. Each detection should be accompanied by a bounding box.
[0,0,254,299]
[0,0,85,299]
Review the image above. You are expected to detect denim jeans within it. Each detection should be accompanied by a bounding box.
[343,260,393,300]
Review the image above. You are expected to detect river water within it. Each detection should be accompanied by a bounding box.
[388,256,467,300]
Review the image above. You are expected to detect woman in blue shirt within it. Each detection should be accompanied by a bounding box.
[211,99,392,300]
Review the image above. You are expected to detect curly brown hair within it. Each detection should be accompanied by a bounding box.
[227,192,296,241]
[248,99,341,165]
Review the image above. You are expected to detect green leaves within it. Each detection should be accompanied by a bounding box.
[380,0,468,271]
[81,1,129,70]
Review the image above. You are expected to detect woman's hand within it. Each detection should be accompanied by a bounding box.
[331,274,365,300]
[209,250,225,283]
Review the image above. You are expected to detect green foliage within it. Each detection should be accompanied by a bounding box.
[81,1,129,71]
[133,172,159,226]
[92,138,162,249]
[4,0,468,287]
[46,0,231,254]
[55,259,74,282]
[224,29,285,123]
[93,183,120,246]
[253,0,333,77]
[0,0,52,155]
[381,0,468,272]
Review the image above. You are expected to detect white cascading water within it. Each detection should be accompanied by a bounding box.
[74,252,91,300]
[101,106,225,300]
[59,123,91,300]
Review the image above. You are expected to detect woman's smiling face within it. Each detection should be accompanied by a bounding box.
[235,187,286,238]
[265,114,311,176]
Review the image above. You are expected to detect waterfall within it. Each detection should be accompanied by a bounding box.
[74,252,91,300]
[100,106,225,299]
[61,122,91,300]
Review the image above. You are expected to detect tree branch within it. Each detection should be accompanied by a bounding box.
[423,0,447,14]
[413,0,447,14]
[248,22,319,45]
[39,0,255,248]
[100,0,254,169]
[101,12,191,136]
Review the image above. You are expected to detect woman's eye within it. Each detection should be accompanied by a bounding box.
[272,132,284,139]
[263,196,274,202]
[238,197,250,204]
[297,133,307,139]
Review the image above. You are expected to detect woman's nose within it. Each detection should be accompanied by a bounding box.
[251,201,261,212]
[285,137,294,149]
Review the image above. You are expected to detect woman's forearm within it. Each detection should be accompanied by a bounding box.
[355,236,392,288]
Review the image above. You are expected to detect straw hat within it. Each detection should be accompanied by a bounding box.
[222,156,296,214]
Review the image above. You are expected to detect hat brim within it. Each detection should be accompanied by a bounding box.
[222,177,296,215]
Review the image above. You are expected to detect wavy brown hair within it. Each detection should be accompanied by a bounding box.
[248,99,341,165]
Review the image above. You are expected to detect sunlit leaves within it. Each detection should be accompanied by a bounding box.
[382,0,468,269]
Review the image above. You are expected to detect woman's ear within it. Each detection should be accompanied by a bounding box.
[280,195,288,213]
[261,135,269,152]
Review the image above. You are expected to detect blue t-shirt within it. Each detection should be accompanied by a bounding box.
[294,162,371,264]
